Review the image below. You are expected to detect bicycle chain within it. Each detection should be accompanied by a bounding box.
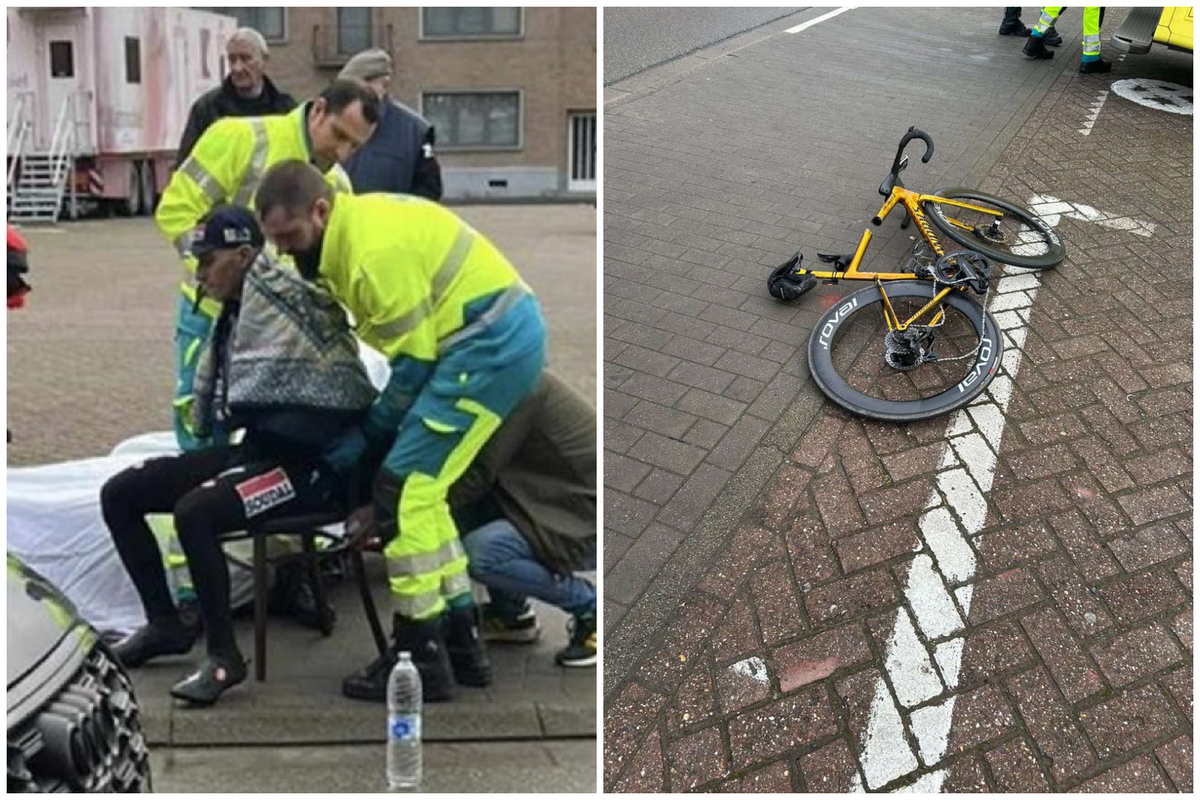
[890,246,994,367]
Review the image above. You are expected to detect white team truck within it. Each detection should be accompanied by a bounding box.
[7,6,237,223]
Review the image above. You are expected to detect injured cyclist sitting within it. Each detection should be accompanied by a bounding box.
[100,205,378,706]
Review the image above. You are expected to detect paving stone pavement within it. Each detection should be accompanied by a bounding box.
[603,7,1191,792]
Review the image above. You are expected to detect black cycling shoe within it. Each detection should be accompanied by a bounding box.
[170,654,247,706]
[112,619,198,668]
[445,607,492,687]
[1022,35,1054,59]
[1078,57,1113,74]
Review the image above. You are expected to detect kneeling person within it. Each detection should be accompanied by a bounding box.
[103,206,376,705]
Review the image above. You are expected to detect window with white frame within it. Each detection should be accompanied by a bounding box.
[421,8,522,39]
[337,7,372,55]
[422,92,521,149]
[196,8,286,42]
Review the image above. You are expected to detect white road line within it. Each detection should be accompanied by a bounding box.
[1077,89,1109,136]
[785,7,856,34]
[852,211,1056,790]
[1029,194,1157,238]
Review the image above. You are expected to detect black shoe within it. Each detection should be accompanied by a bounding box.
[341,650,398,703]
[1022,35,1054,59]
[480,601,542,644]
[445,607,493,687]
[112,619,198,668]
[998,20,1030,36]
[269,561,336,632]
[1079,57,1112,74]
[170,653,247,706]
[555,614,597,668]
[1043,26,1063,46]
[342,615,456,703]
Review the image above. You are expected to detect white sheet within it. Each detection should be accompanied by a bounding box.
[6,343,392,636]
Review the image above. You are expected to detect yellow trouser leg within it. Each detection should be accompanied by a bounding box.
[384,399,503,620]
[1033,7,1063,35]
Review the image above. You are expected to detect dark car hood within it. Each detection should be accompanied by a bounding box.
[7,555,90,694]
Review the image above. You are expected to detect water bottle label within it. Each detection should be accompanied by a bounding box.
[389,713,421,742]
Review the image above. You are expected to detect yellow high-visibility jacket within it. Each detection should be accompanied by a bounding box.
[318,193,527,365]
[156,103,351,310]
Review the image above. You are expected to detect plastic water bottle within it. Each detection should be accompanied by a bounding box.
[387,652,422,790]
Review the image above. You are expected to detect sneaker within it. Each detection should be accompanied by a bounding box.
[555,615,597,668]
[1022,35,1053,59]
[170,653,247,706]
[1043,26,1063,46]
[1079,57,1113,74]
[112,619,198,668]
[480,602,542,644]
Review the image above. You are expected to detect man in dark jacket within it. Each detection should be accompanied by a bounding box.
[175,28,296,167]
[337,48,443,199]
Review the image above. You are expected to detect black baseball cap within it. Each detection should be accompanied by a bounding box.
[190,204,265,258]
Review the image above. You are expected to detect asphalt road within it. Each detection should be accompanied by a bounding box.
[604,7,806,84]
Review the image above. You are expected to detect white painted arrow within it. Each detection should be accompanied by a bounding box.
[1028,194,1156,238]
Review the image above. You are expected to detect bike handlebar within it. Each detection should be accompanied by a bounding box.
[892,126,934,172]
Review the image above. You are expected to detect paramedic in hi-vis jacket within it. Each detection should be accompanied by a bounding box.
[156,79,380,451]
[254,160,547,703]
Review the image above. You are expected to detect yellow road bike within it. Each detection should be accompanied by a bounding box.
[769,127,1064,422]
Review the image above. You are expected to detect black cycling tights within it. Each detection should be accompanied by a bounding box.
[101,446,342,658]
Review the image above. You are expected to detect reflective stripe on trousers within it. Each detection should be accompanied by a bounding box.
[384,399,503,620]
[1033,7,1062,35]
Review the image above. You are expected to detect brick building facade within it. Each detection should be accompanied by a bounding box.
[204,7,596,200]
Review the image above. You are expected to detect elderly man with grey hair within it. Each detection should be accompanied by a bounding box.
[175,27,297,167]
[337,47,443,200]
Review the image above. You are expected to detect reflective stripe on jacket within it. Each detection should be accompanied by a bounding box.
[156,103,352,269]
[317,193,525,365]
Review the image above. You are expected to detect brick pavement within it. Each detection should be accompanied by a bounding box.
[603,7,1191,792]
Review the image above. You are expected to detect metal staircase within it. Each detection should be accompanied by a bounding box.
[9,93,78,224]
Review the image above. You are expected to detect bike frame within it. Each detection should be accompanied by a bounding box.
[794,186,1004,332]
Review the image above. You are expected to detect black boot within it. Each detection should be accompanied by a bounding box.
[1022,35,1054,59]
[998,8,1030,36]
[1079,57,1113,74]
[342,614,454,703]
[445,606,493,687]
[1043,25,1063,46]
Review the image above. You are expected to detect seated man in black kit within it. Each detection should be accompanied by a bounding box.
[102,206,377,705]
